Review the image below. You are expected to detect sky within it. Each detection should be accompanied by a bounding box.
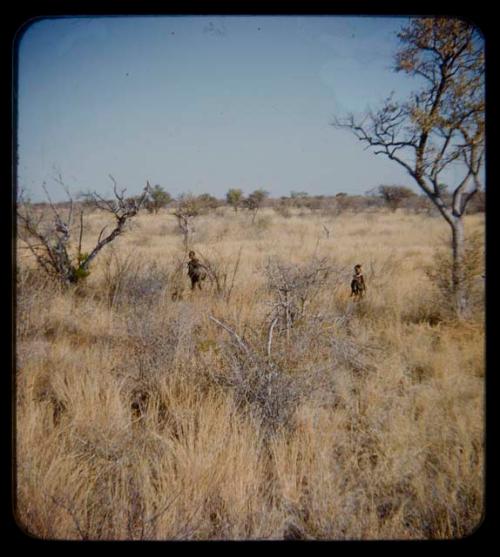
[16,15,467,202]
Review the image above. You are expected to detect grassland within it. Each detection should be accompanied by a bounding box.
[15,206,485,540]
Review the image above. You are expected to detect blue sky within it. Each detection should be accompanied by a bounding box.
[17,15,446,202]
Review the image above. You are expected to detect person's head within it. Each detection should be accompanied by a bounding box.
[188,250,196,259]
[354,264,362,273]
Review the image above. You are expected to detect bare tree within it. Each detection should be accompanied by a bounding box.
[172,194,201,251]
[17,176,150,285]
[333,18,484,317]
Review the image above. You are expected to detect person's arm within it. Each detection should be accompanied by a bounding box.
[198,261,209,272]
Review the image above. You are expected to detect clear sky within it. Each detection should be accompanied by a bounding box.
[17,15,440,202]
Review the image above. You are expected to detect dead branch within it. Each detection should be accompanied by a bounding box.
[208,315,251,358]
[267,316,279,361]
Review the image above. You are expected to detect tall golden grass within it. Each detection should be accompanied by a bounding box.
[15,207,485,540]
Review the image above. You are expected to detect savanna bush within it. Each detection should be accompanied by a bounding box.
[101,251,169,309]
[425,230,485,321]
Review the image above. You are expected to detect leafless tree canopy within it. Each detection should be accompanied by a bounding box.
[17,176,150,285]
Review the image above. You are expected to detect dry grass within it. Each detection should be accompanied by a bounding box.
[15,207,485,540]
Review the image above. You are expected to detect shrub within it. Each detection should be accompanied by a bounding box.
[263,256,332,339]
[207,316,307,434]
[226,189,244,212]
[425,231,485,320]
[144,185,172,214]
[375,185,417,212]
[101,251,168,310]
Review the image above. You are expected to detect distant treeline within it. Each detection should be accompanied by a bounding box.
[25,184,485,216]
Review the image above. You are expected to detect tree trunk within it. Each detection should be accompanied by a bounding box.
[422,185,469,320]
[284,289,291,343]
[450,216,467,318]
